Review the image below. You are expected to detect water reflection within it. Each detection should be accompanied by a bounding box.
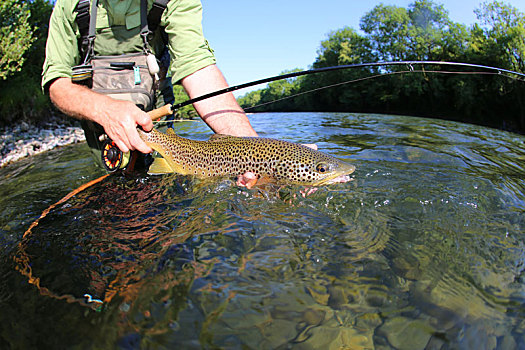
[1,113,524,348]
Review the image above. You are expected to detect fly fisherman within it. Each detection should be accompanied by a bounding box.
[42,0,258,173]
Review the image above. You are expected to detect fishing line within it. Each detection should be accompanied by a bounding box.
[244,69,522,111]
[13,174,110,311]
[12,104,175,309]
[152,119,199,124]
[173,61,525,110]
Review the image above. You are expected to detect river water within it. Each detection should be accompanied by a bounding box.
[0,112,524,349]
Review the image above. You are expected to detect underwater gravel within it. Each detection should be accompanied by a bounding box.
[0,118,85,168]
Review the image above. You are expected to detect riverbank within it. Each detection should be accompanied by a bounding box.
[0,118,85,168]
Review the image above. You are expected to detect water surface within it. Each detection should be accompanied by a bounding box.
[1,113,524,349]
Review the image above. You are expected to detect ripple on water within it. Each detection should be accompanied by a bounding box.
[1,113,524,349]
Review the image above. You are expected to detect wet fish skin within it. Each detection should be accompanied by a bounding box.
[138,128,356,186]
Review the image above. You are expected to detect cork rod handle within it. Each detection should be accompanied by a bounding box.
[147,104,173,121]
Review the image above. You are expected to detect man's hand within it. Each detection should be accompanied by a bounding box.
[236,172,258,189]
[49,77,153,153]
[96,99,153,154]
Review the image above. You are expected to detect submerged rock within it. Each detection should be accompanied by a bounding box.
[378,316,432,350]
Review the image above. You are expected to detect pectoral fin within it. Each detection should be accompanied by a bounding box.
[148,157,174,175]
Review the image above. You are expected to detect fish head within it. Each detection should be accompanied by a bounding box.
[308,157,356,185]
[282,145,356,186]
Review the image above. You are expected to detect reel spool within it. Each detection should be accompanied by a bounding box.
[101,139,129,172]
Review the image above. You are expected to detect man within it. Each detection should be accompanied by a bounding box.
[42,0,257,158]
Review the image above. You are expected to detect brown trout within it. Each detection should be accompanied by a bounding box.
[138,128,355,186]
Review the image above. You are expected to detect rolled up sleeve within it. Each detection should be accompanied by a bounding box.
[41,0,81,91]
[162,0,216,83]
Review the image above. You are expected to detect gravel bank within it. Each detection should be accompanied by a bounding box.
[0,120,86,168]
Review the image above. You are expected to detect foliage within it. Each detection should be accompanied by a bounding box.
[0,0,35,80]
[1,0,524,134]
[240,69,305,112]
[0,0,53,126]
[238,0,525,134]
[172,85,198,120]
[474,0,525,72]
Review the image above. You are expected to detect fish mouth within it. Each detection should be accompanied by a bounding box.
[321,174,354,185]
[312,163,356,186]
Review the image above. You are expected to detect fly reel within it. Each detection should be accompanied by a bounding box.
[101,139,129,172]
[97,104,173,173]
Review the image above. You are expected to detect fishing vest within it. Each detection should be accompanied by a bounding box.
[72,0,170,111]
[72,0,173,172]
[75,0,169,61]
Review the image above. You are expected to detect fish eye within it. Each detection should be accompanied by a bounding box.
[316,163,329,173]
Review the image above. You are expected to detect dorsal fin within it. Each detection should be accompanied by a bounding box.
[209,134,238,142]
[166,128,176,135]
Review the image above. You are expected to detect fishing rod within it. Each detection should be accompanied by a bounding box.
[244,68,513,112]
[172,60,525,110]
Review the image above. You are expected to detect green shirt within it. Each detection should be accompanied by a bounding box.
[42,0,216,89]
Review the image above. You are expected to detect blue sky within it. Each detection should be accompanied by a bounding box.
[200,0,525,96]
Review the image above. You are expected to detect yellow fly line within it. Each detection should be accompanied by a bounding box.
[12,105,176,311]
[13,174,110,311]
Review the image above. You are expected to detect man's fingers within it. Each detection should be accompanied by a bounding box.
[236,172,258,188]
[130,132,152,153]
[137,113,154,132]
[131,112,153,152]
[102,104,153,154]
[107,128,151,155]
[114,138,130,154]
[125,122,152,154]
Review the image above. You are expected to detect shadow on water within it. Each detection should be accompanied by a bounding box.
[0,113,525,349]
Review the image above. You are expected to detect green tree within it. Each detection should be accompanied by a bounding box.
[258,69,302,110]
[0,0,35,80]
[172,85,198,119]
[471,1,525,130]
[238,70,304,112]
[360,0,469,61]
[305,27,375,111]
[314,27,374,67]
[360,4,411,61]
[474,1,525,72]
[234,0,525,133]
[237,89,262,111]
[0,0,53,126]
